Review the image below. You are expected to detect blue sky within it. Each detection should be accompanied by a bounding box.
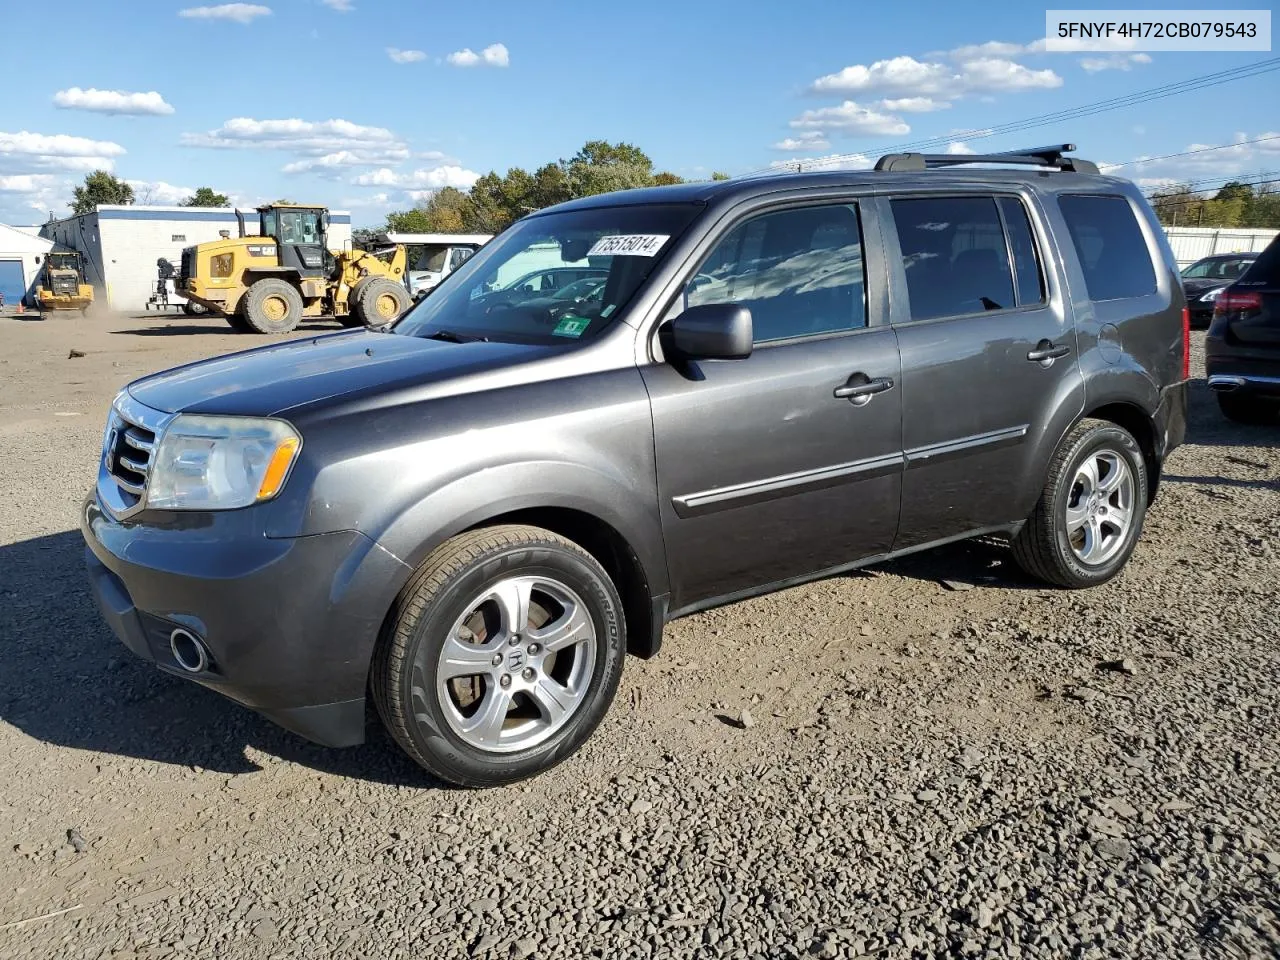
[1,0,1276,227]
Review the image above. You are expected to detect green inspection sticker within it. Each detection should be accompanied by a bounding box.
[552,316,590,338]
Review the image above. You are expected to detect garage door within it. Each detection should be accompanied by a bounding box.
[0,259,24,306]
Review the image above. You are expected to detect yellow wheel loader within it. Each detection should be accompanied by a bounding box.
[176,204,412,334]
[37,249,94,315]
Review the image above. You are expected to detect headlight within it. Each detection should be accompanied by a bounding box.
[147,415,301,511]
[1199,287,1225,303]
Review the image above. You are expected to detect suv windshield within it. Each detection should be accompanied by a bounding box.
[394,203,702,344]
[1182,256,1255,280]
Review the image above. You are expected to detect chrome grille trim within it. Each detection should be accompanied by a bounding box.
[96,393,176,521]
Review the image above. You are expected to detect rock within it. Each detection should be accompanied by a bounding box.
[629,799,652,815]
[1098,659,1137,676]
[252,919,277,940]
[1104,798,1139,820]
[468,898,498,916]
[511,936,537,958]
[738,708,755,730]
[67,349,86,359]
[916,790,940,802]
[472,933,501,955]
[1096,838,1132,860]
[941,579,975,592]
[66,827,87,854]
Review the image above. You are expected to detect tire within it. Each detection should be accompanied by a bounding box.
[182,300,207,316]
[353,278,411,327]
[1011,418,1148,589]
[243,278,304,334]
[338,279,372,328]
[372,524,626,787]
[1217,393,1280,425]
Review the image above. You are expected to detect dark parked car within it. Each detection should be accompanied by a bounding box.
[83,145,1189,787]
[1181,252,1258,328]
[1205,235,1280,423]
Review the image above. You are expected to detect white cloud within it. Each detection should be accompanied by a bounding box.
[280,148,414,174]
[945,40,1029,60]
[0,173,59,193]
[790,101,911,137]
[1106,132,1280,183]
[879,96,950,113]
[1080,53,1152,72]
[956,58,1063,94]
[944,141,976,155]
[178,4,271,23]
[772,132,831,152]
[0,130,126,172]
[352,165,480,190]
[321,0,353,10]
[769,153,874,172]
[126,179,199,205]
[812,56,952,97]
[183,116,404,158]
[446,43,509,67]
[387,47,426,63]
[54,87,174,116]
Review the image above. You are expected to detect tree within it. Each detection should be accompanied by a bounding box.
[711,171,731,180]
[381,140,688,235]
[70,170,134,214]
[180,187,230,207]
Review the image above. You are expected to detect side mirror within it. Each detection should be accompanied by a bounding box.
[668,303,752,361]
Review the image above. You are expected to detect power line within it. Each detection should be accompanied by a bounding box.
[747,56,1280,176]
[1141,170,1280,196]
[1106,135,1280,170]
[1144,177,1280,207]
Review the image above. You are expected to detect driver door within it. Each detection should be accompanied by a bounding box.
[276,209,326,277]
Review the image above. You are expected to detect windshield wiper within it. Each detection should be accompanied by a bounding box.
[424,329,487,343]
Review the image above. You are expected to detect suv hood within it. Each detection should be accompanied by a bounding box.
[1183,277,1229,297]
[127,330,550,417]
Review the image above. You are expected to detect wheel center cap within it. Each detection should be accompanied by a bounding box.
[506,649,527,671]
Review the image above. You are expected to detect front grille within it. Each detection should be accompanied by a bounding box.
[99,395,170,518]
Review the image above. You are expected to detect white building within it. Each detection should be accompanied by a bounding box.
[0,222,55,307]
[38,205,353,312]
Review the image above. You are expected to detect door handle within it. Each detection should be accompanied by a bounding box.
[1027,340,1071,364]
[834,375,895,405]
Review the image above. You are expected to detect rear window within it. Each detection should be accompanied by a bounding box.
[1238,236,1280,285]
[1059,195,1156,301]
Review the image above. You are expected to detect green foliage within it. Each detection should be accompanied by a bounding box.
[70,171,134,215]
[711,171,731,181]
[1151,180,1280,228]
[383,140,688,234]
[180,187,230,207]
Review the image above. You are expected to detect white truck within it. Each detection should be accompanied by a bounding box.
[384,233,493,297]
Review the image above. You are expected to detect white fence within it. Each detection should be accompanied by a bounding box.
[1164,226,1278,267]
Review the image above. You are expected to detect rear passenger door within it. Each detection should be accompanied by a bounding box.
[884,192,1085,549]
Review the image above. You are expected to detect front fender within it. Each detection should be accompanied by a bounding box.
[372,459,670,601]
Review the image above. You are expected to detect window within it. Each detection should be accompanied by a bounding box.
[1059,195,1156,301]
[891,196,1015,321]
[999,197,1045,305]
[684,203,867,343]
[1181,256,1255,281]
[448,247,472,271]
[277,210,320,245]
[171,234,186,243]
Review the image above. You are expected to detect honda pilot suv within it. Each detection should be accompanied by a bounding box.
[82,145,1189,787]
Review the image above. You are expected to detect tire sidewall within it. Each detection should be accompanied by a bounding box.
[1049,425,1148,585]
[247,280,302,334]
[360,280,409,325]
[397,542,625,785]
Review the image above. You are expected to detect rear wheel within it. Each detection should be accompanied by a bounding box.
[371,525,626,787]
[243,278,304,334]
[1217,393,1280,425]
[182,300,207,316]
[1012,418,1148,588]
[353,278,410,327]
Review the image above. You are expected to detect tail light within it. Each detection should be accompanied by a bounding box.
[1213,289,1263,317]
[1181,306,1190,381]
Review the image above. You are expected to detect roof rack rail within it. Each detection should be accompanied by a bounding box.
[874,143,1100,175]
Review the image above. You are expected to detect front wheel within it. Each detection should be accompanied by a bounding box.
[243,278,304,334]
[353,277,411,326]
[372,525,626,787]
[1011,418,1148,588]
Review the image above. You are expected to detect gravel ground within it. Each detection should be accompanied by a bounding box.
[0,311,1277,960]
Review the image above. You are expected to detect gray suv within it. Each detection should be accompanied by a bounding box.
[82,145,1189,787]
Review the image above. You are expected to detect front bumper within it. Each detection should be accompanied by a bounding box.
[80,493,411,747]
